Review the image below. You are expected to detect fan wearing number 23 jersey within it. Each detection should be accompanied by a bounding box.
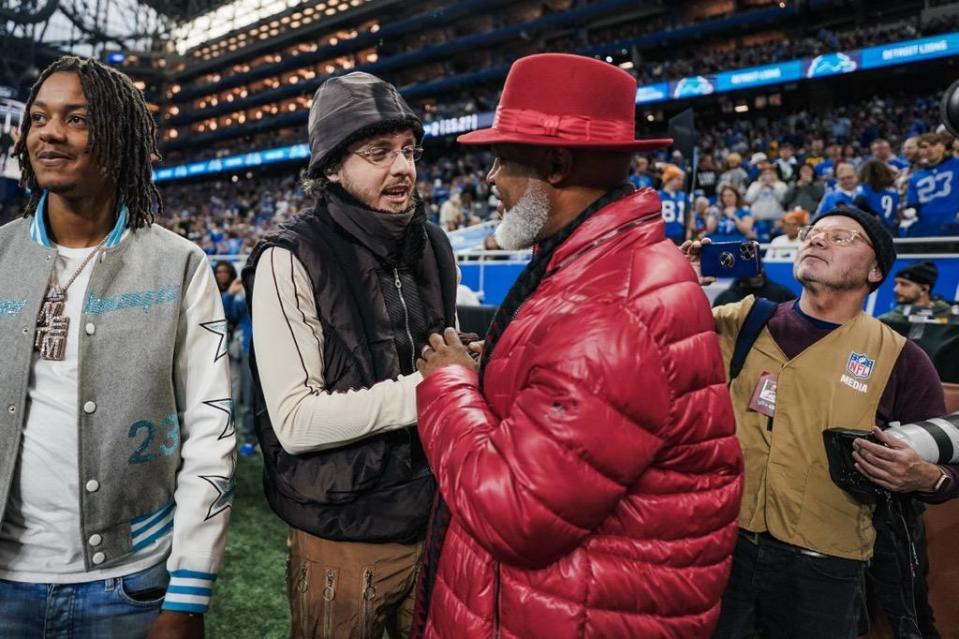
[906,156,959,236]
[657,188,687,243]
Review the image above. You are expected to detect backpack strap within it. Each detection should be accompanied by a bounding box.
[729,297,779,382]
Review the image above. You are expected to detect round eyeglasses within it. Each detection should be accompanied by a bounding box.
[351,145,423,167]
[798,225,873,247]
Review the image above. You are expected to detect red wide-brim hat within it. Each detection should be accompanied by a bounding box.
[458,53,672,152]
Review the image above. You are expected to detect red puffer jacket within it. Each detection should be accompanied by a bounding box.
[416,188,743,639]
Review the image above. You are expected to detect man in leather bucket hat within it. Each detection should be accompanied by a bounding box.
[243,71,458,638]
[411,53,744,639]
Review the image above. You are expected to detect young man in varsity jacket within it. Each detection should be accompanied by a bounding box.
[0,58,234,638]
[684,206,957,638]
[243,72,458,638]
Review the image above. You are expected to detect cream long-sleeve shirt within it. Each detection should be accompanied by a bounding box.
[251,246,423,455]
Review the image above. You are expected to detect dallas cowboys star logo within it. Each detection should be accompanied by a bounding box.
[200,472,235,521]
[203,398,235,440]
[200,320,229,362]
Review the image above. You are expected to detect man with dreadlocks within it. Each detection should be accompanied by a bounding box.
[0,57,234,638]
[243,72,458,637]
[412,53,743,638]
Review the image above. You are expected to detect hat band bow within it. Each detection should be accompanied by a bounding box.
[494,107,634,142]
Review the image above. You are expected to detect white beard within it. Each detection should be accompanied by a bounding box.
[494,181,550,250]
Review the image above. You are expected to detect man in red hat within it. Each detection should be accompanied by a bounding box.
[411,53,743,639]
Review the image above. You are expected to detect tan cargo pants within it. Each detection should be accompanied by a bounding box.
[287,528,423,639]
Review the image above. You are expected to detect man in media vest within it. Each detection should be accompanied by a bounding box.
[684,205,958,638]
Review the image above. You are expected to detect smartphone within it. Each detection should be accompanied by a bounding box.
[700,241,762,279]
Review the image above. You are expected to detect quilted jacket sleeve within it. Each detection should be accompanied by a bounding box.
[416,305,674,569]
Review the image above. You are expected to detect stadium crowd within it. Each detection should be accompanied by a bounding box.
[149,89,959,258]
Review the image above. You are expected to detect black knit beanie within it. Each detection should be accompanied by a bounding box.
[895,261,938,289]
[812,205,896,291]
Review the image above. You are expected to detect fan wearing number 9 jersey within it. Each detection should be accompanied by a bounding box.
[658,165,687,243]
[906,155,959,237]
[854,183,900,231]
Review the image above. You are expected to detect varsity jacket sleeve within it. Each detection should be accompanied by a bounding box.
[163,259,235,614]
[251,247,421,455]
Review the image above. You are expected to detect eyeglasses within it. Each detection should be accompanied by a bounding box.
[798,225,873,247]
[351,145,423,167]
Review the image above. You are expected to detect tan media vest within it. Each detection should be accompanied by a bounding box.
[715,296,906,560]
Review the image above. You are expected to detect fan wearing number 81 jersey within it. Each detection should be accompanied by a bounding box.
[658,165,687,243]
[906,156,959,236]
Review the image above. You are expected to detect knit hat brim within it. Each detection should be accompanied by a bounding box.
[895,261,938,288]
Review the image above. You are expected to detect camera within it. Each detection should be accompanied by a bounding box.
[700,241,762,279]
[823,413,959,501]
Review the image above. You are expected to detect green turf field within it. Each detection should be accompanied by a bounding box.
[207,454,290,638]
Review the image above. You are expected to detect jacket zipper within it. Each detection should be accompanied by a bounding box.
[493,562,501,639]
[322,568,337,639]
[393,268,417,372]
[361,567,376,639]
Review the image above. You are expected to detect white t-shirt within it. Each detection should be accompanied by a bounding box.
[0,244,166,581]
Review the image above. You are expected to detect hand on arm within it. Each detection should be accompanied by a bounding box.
[417,327,480,378]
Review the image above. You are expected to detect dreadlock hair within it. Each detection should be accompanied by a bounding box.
[14,55,162,228]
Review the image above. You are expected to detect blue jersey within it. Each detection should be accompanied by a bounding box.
[630,174,654,189]
[707,207,751,243]
[855,184,899,230]
[907,157,959,236]
[888,156,909,171]
[817,189,856,214]
[658,190,687,240]
[814,159,834,180]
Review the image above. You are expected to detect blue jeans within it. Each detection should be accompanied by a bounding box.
[713,532,866,639]
[0,562,169,638]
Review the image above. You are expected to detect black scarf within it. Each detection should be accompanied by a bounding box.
[478,183,635,390]
[325,184,427,268]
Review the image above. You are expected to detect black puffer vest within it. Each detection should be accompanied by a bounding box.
[243,194,457,543]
